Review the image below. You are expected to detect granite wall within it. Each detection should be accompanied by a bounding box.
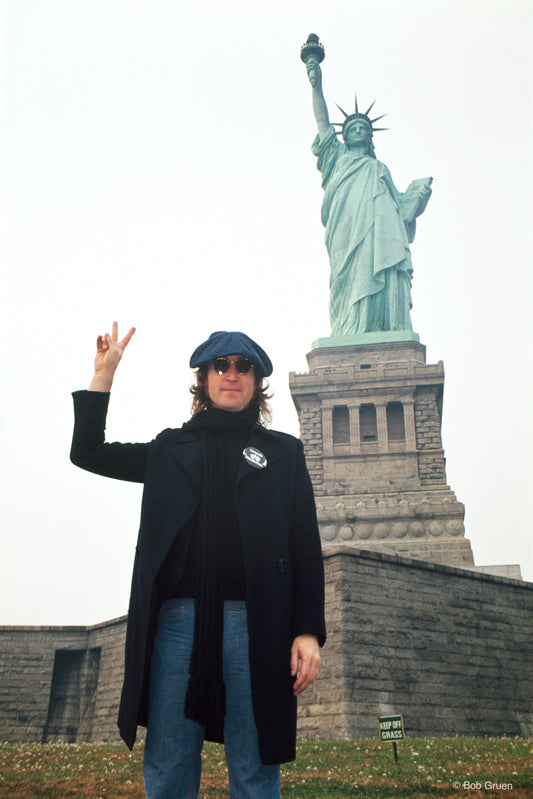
[2,550,532,744]
[298,548,533,740]
[0,616,127,743]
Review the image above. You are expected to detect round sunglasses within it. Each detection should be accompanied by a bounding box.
[210,357,255,375]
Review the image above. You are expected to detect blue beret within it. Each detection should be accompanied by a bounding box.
[189,331,273,377]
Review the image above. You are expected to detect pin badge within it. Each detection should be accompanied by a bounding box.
[243,447,267,470]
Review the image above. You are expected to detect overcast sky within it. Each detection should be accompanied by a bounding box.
[1,0,532,625]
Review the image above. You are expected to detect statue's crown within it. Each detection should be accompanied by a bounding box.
[335,96,388,137]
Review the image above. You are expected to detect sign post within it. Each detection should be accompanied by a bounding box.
[378,715,404,762]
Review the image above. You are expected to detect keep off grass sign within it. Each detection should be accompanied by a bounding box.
[378,715,404,741]
[378,715,404,762]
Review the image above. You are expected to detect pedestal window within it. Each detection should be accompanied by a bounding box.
[359,404,377,442]
[332,405,350,444]
[387,401,406,442]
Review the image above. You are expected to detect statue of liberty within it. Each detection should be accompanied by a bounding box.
[302,35,432,337]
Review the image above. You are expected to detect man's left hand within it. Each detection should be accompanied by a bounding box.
[290,634,321,696]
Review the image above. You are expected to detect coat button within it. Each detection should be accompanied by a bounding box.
[277,558,286,574]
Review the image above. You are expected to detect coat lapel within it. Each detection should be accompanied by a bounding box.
[165,426,281,490]
[167,431,203,494]
[236,427,282,486]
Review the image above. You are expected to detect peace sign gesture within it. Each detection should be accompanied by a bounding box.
[89,321,136,392]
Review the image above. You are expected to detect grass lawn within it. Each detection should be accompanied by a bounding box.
[0,737,531,798]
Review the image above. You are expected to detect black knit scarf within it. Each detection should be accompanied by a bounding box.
[181,402,259,742]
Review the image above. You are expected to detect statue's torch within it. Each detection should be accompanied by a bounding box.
[300,33,325,83]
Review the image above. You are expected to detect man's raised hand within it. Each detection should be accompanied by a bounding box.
[90,321,136,392]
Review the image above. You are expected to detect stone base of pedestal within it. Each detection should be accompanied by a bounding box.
[316,487,474,567]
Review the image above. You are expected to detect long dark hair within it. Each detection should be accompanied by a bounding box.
[190,366,272,426]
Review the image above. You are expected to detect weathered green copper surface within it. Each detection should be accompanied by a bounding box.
[312,331,420,349]
[303,36,432,338]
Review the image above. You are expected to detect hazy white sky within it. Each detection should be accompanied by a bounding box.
[1,0,532,624]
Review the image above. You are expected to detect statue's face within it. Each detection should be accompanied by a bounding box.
[344,120,372,149]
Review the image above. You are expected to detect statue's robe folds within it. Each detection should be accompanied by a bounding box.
[313,126,415,335]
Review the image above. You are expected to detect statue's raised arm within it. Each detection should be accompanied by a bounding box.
[301,34,330,140]
[300,34,432,338]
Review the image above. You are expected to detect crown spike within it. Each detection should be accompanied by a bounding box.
[354,93,359,114]
[370,113,387,125]
[365,100,377,116]
[336,103,349,118]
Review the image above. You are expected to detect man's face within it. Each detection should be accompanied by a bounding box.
[206,354,256,412]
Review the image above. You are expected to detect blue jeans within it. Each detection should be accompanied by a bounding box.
[143,598,281,799]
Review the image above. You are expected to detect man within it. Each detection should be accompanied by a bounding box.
[70,323,326,799]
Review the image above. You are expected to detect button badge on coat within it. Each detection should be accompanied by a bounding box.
[243,447,267,470]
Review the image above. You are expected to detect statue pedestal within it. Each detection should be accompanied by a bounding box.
[289,338,475,567]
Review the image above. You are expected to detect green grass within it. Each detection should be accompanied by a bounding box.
[0,737,531,798]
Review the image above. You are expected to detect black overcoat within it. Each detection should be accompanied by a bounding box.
[70,390,326,765]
